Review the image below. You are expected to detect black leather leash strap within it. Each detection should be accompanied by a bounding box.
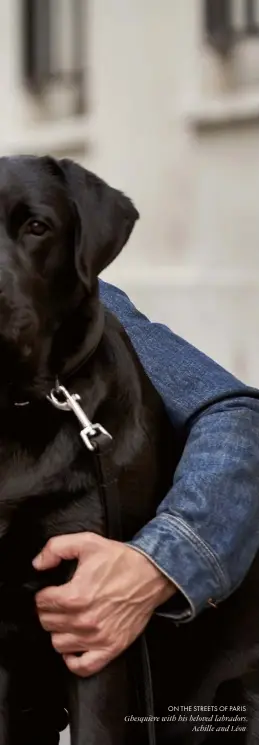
[90,431,122,541]
[47,384,156,745]
[89,430,157,745]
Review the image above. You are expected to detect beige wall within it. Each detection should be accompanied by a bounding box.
[86,0,198,265]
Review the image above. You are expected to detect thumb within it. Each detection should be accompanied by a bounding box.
[32,533,89,571]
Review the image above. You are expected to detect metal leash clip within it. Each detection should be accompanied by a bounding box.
[47,382,112,452]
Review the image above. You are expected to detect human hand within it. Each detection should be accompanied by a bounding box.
[33,532,175,677]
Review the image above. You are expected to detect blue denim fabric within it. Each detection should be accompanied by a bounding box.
[99,279,259,622]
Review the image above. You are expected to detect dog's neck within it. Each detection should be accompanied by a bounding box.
[12,298,106,408]
[58,302,105,384]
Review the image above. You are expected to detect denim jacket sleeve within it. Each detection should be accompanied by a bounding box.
[99,278,259,622]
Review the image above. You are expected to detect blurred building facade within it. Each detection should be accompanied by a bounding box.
[0,1,259,386]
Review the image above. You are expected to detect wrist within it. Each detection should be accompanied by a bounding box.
[126,544,176,610]
[149,567,176,610]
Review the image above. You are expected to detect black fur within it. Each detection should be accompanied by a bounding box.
[0,156,257,745]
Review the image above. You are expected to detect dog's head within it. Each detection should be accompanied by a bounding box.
[0,156,139,404]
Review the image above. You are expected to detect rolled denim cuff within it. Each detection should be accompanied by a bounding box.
[126,513,230,622]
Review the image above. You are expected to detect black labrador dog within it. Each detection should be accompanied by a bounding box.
[0,155,258,745]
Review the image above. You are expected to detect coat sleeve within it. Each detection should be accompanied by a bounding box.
[99,279,259,620]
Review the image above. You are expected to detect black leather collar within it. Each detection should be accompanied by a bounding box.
[58,304,105,383]
[14,305,105,407]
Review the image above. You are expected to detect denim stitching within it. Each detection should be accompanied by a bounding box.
[158,513,229,594]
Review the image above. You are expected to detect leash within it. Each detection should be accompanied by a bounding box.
[48,382,157,745]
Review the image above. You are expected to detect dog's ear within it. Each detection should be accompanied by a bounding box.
[58,158,139,290]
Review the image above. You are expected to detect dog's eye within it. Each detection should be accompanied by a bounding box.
[24,220,48,237]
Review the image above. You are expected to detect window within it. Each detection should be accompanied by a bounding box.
[204,0,259,55]
[22,0,85,119]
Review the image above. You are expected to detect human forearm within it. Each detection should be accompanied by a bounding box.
[128,397,259,620]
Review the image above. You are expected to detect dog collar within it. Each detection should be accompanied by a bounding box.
[59,304,105,382]
[14,305,105,408]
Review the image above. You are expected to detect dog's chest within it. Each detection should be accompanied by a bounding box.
[0,415,105,599]
[0,413,94,507]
